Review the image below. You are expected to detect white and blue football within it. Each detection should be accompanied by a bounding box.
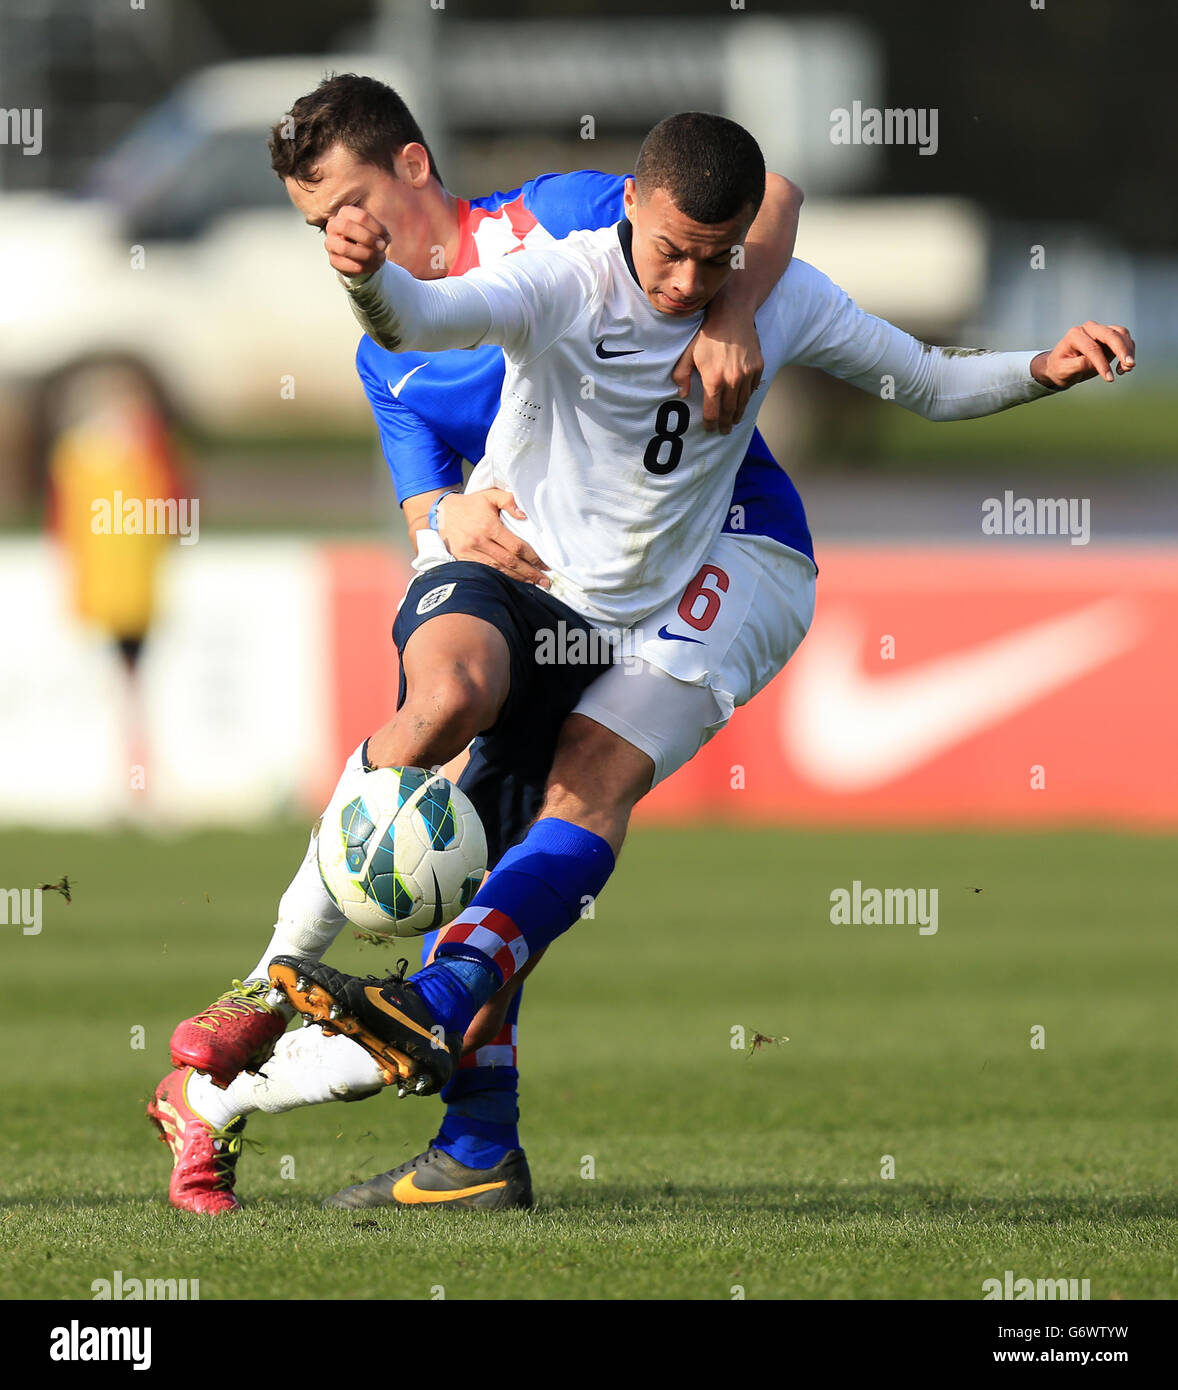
[317,765,486,938]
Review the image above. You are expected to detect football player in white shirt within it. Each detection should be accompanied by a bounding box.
[264,111,1134,1194]
[152,89,808,1214]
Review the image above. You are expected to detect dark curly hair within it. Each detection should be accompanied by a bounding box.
[268,73,442,187]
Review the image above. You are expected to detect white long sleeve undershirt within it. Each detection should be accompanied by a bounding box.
[341,248,1054,424]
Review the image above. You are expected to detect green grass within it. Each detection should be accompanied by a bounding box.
[1,824,1175,1300]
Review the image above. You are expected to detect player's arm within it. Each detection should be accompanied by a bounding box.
[405,486,550,587]
[868,321,1136,419]
[356,343,549,585]
[326,205,588,360]
[673,173,804,435]
[784,265,1135,419]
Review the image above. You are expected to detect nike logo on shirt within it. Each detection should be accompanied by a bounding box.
[595,339,642,359]
[390,361,430,397]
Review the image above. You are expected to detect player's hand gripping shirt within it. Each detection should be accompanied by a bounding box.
[344,221,1051,630]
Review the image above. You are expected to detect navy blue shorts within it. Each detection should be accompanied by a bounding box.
[392,562,615,865]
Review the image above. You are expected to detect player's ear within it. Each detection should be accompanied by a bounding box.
[623,177,638,222]
[397,142,433,189]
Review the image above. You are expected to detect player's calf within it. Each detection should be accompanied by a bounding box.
[540,713,655,855]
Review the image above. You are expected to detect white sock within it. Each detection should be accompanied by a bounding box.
[185,1026,387,1128]
[244,742,369,988]
[244,830,345,992]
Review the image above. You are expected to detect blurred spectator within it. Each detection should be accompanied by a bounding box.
[47,367,189,803]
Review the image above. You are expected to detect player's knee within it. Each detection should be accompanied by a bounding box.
[554,715,653,804]
[542,715,653,847]
[401,619,509,741]
[430,662,504,732]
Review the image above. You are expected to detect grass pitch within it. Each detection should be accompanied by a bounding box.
[1,822,1174,1301]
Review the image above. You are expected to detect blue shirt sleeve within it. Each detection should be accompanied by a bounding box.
[355,337,465,505]
[520,170,629,237]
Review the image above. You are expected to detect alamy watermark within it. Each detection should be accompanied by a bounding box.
[534,621,645,675]
[1,886,41,935]
[830,102,939,157]
[0,107,42,156]
[829,880,938,935]
[50,1322,151,1370]
[984,1270,1091,1300]
[91,492,199,545]
[92,1269,199,1300]
[982,491,1090,546]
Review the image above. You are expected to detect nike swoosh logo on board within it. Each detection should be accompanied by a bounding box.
[391,1172,508,1204]
[362,987,438,1045]
[657,624,705,644]
[595,339,642,359]
[784,597,1144,792]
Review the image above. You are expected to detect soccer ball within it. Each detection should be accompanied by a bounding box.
[317,765,487,938]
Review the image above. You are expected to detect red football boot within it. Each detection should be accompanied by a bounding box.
[147,1068,247,1214]
[170,979,286,1088]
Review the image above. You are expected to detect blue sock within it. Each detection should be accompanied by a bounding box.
[434,1068,520,1168]
[413,820,614,1033]
[410,950,500,1037]
[437,818,615,969]
[419,935,524,1170]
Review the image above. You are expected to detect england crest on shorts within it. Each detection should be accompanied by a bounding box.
[416,582,456,616]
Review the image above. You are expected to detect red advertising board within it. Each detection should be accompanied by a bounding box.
[640,546,1178,828]
[324,545,1178,829]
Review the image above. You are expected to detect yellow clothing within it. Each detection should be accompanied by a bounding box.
[49,410,182,640]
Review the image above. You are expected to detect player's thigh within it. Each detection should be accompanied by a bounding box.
[574,534,816,788]
[388,564,529,734]
[394,561,614,863]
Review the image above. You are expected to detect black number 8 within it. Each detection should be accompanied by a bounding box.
[642,400,690,475]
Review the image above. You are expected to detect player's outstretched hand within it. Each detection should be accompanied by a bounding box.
[672,320,764,435]
[1031,322,1136,389]
[438,489,551,588]
[324,205,390,280]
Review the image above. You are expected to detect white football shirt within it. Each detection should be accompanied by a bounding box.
[344,224,1050,628]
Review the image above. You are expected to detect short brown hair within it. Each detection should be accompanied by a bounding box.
[268,73,442,187]
[635,112,764,224]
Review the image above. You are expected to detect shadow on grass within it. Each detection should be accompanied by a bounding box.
[10,1182,1173,1222]
[529,1183,1178,1223]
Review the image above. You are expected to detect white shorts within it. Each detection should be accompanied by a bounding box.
[574,534,817,786]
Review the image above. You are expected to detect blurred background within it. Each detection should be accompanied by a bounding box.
[4,5,1174,1294]
[0,0,1174,828]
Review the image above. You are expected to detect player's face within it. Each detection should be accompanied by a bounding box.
[284,142,438,279]
[623,179,755,317]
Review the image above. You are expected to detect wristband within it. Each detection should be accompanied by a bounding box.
[427,490,459,533]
